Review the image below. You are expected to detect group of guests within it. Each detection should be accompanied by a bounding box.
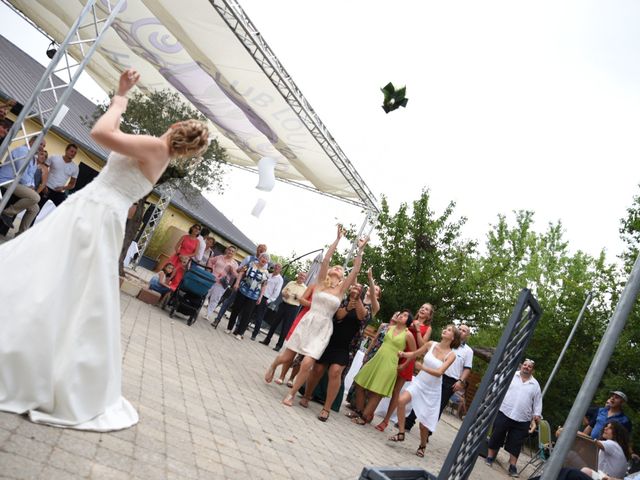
[149,223,231,300]
[250,226,476,446]
[345,307,474,459]
[0,115,79,235]
[264,226,373,422]
[545,391,636,480]
[150,223,638,478]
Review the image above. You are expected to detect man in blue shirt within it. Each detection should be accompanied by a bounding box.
[0,137,45,234]
[584,391,632,440]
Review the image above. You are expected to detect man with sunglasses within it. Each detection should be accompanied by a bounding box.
[486,359,542,477]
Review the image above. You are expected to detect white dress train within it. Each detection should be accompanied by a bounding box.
[0,152,148,431]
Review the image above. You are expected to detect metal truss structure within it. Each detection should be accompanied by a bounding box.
[436,289,542,480]
[343,209,378,268]
[131,185,174,269]
[0,0,125,215]
[211,0,379,215]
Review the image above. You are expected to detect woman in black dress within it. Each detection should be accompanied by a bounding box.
[300,283,369,421]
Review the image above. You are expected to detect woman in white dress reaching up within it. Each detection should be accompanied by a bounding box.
[265,225,368,407]
[0,69,209,431]
[388,325,461,458]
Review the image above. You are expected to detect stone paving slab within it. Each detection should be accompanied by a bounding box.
[0,293,535,479]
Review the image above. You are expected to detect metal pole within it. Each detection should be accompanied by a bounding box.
[541,291,594,399]
[342,211,370,268]
[541,254,640,480]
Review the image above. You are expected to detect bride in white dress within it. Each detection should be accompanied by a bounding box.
[0,69,209,431]
[264,226,368,411]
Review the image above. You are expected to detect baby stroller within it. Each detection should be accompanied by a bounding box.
[165,262,215,326]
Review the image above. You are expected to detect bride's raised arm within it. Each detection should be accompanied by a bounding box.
[316,225,344,284]
[90,69,166,161]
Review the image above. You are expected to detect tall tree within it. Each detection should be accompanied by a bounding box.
[352,189,483,326]
[90,89,227,275]
[474,211,619,432]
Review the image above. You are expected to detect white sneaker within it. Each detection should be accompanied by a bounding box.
[225,329,232,334]
[203,313,210,321]
[234,334,243,341]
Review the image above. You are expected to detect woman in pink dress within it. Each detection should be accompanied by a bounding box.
[160,224,201,271]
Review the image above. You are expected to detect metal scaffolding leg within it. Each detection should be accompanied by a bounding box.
[131,186,174,270]
[343,210,378,268]
[0,0,124,215]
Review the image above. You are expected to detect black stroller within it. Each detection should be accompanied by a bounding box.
[165,262,215,326]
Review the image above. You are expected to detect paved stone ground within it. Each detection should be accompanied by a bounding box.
[0,290,536,479]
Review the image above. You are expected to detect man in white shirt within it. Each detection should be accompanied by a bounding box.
[38,143,79,207]
[486,359,543,477]
[250,264,283,340]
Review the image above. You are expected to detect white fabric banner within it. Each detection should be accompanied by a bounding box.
[9,0,365,203]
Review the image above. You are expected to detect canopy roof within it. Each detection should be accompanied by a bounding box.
[7,0,378,211]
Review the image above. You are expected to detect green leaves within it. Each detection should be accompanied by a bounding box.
[339,187,640,443]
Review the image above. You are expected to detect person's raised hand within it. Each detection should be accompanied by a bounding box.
[367,267,374,282]
[336,223,344,240]
[117,69,140,96]
[357,236,369,252]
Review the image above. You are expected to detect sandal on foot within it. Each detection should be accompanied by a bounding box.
[286,380,294,388]
[299,397,310,408]
[388,432,406,442]
[352,415,371,425]
[345,410,362,419]
[375,420,389,432]
[416,444,426,457]
[274,378,284,385]
[318,409,330,422]
[282,394,294,407]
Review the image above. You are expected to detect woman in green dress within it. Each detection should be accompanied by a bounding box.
[349,310,416,424]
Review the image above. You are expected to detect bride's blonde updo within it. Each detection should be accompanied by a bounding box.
[169,120,209,158]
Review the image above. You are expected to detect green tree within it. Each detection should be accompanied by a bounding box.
[90,89,227,275]
[606,185,640,447]
[476,211,619,432]
[346,189,483,328]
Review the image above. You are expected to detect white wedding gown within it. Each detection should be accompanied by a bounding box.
[0,152,149,431]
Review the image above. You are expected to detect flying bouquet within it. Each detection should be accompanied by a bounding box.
[381,82,408,113]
